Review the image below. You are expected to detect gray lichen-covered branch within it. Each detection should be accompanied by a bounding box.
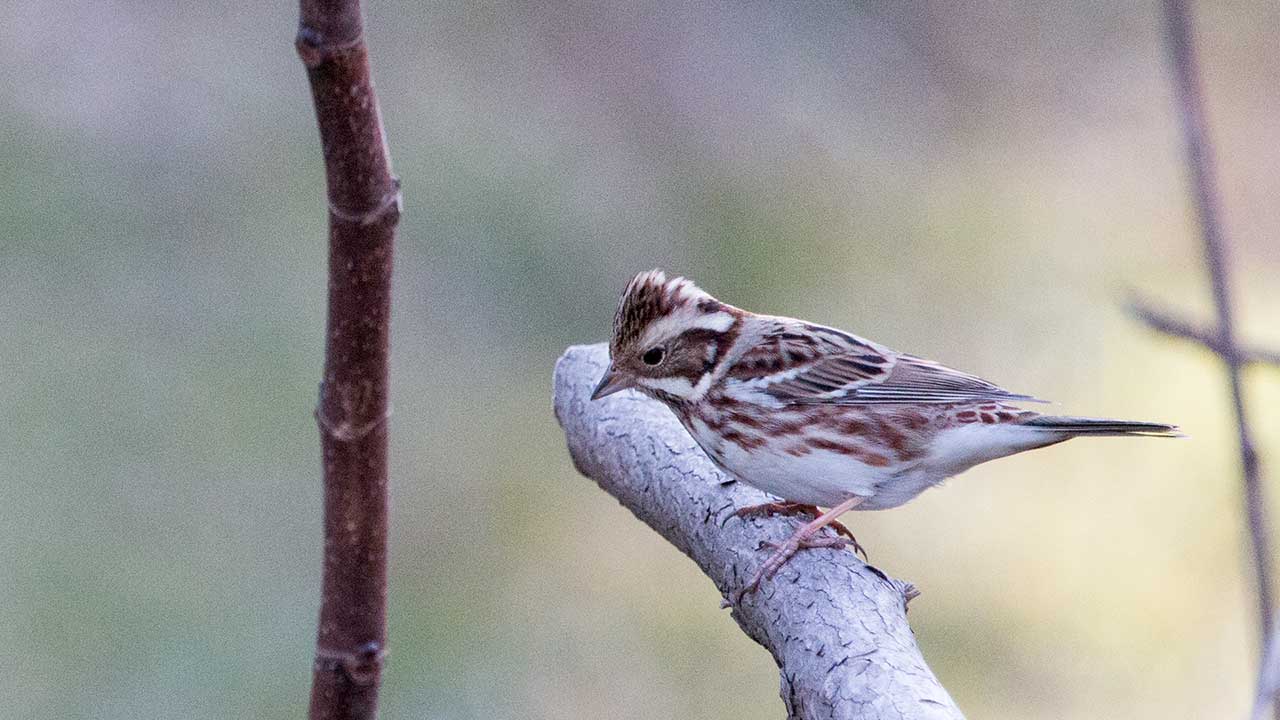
[554,344,964,720]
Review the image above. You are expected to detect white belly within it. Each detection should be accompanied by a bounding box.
[719,442,907,508]
[686,419,936,509]
[685,417,1043,510]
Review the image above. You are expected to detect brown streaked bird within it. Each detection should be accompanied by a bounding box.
[592,270,1180,606]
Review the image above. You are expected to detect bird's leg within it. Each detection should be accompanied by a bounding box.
[725,495,866,607]
[732,501,865,557]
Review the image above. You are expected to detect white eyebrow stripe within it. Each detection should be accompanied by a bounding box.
[688,311,735,332]
[641,311,735,348]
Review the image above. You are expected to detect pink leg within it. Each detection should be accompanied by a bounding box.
[733,501,864,552]
[725,495,867,607]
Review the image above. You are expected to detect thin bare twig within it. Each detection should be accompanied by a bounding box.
[297,1,401,718]
[1152,2,1275,714]
[1255,627,1280,720]
[1160,0,1274,640]
[1129,298,1280,368]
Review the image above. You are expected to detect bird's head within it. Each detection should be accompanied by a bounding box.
[592,270,740,404]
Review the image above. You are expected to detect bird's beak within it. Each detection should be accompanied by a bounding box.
[591,365,630,400]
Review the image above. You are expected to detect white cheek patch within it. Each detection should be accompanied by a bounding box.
[638,375,696,397]
[689,372,715,402]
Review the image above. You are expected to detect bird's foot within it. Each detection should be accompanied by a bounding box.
[732,501,866,559]
[722,495,868,608]
[721,534,857,608]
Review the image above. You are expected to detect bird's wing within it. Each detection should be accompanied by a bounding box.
[733,319,1044,406]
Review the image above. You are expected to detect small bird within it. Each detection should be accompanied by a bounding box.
[592,270,1179,605]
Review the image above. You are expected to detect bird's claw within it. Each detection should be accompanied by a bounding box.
[723,536,862,608]
[732,501,865,559]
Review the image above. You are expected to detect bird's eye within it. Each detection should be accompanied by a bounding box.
[642,347,666,366]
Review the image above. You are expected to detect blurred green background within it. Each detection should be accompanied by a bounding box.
[3,1,1278,718]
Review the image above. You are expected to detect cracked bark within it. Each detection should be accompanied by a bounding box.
[554,344,964,720]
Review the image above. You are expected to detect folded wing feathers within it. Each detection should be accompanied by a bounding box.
[764,349,1045,405]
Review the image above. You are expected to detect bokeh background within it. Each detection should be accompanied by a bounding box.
[3,1,1279,718]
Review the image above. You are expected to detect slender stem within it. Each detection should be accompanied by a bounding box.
[1129,298,1280,368]
[297,1,400,719]
[1161,0,1274,650]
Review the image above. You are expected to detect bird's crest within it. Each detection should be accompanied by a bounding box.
[610,270,717,354]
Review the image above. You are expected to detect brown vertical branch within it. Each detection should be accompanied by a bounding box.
[1161,0,1274,656]
[297,1,401,719]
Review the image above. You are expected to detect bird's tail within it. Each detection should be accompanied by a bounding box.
[1021,415,1183,438]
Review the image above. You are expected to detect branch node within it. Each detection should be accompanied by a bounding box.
[864,564,921,607]
[901,581,921,606]
[315,404,392,442]
[1129,295,1280,368]
[329,181,403,227]
[314,641,387,686]
[295,23,364,68]
[315,380,393,442]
